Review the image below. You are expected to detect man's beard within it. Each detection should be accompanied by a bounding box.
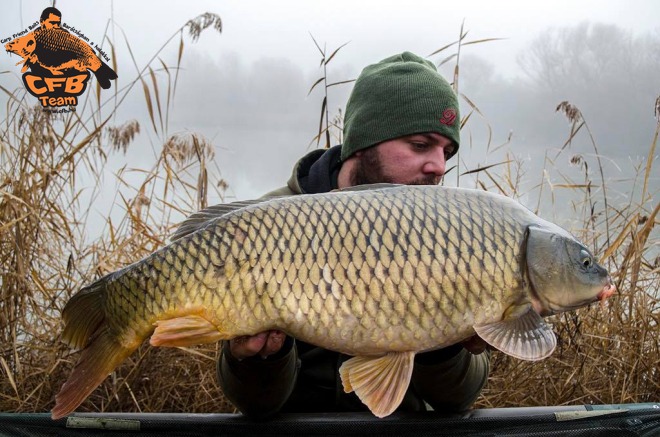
[350,147,441,186]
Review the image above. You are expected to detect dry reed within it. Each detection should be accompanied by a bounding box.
[474,99,659,408]
[0,13,231,414]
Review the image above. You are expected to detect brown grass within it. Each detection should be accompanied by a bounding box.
[473,99,659,408]
[0,13,231,414]
[0,17,658,416]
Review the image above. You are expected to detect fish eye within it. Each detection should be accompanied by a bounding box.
[579,249,592,268]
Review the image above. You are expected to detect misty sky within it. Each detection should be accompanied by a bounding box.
[1,0,659,237]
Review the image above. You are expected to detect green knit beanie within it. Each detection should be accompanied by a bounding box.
[341,51,460,161]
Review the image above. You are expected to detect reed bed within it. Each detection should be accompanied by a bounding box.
[0,16,658,415]
[474,100,659,408]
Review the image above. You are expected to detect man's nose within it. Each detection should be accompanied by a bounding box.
[422,148,446,177]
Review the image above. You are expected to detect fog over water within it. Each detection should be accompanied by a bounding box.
[1,0,658,239]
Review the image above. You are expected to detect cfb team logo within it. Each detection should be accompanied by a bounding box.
[3,7,117,112]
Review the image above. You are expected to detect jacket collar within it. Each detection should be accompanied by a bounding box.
[286,145,343,194]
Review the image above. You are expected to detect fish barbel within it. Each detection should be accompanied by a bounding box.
[52,184,615,419]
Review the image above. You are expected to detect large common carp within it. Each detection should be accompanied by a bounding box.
[52,184,615,419]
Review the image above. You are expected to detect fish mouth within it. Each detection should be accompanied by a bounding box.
[596,281,617,305]
[545,279,616,314]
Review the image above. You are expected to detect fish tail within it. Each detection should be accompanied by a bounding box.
[52,278,136,419]
[92,61,117,89]
[51,327,135,419]
[60,280,105,349]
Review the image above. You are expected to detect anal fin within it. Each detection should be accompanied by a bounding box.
[474,304,556,361]
[339,351,415,418]
[150,315,224,347]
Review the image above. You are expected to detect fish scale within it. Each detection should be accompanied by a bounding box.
[32,28,102,71]
[143,186,527,352]
[38,29,87,55]
[52,184,615,419]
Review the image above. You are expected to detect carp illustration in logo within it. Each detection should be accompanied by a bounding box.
[4,7,117,109]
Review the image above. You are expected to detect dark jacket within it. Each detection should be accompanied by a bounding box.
[217,145,490,418]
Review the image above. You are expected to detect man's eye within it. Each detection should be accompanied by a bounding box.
[411,142,428,150]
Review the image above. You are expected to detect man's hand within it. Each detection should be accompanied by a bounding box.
[462,335,489,355]
[229,330,287,360]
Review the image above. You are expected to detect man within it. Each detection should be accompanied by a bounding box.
[40,7,63,29]
[217,51,490,418]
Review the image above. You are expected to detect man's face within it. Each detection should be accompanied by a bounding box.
[41,13,61,29]
[351,132,455,186]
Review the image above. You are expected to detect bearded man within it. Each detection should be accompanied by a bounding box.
[217,51,490,417]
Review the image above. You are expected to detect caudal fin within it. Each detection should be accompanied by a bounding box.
[59,281,105,350]
[52,279,136,420]
[93,61,118,89]
[52,328,134,419]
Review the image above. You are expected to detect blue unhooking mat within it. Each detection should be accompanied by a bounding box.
[1,404,659,436]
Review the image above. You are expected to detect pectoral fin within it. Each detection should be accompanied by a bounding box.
[338,351,415,418]
[150,315,224,347]
[474,304,556,361]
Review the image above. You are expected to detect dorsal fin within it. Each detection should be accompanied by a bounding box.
[170,199,265,242]
[170,185,401,241]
